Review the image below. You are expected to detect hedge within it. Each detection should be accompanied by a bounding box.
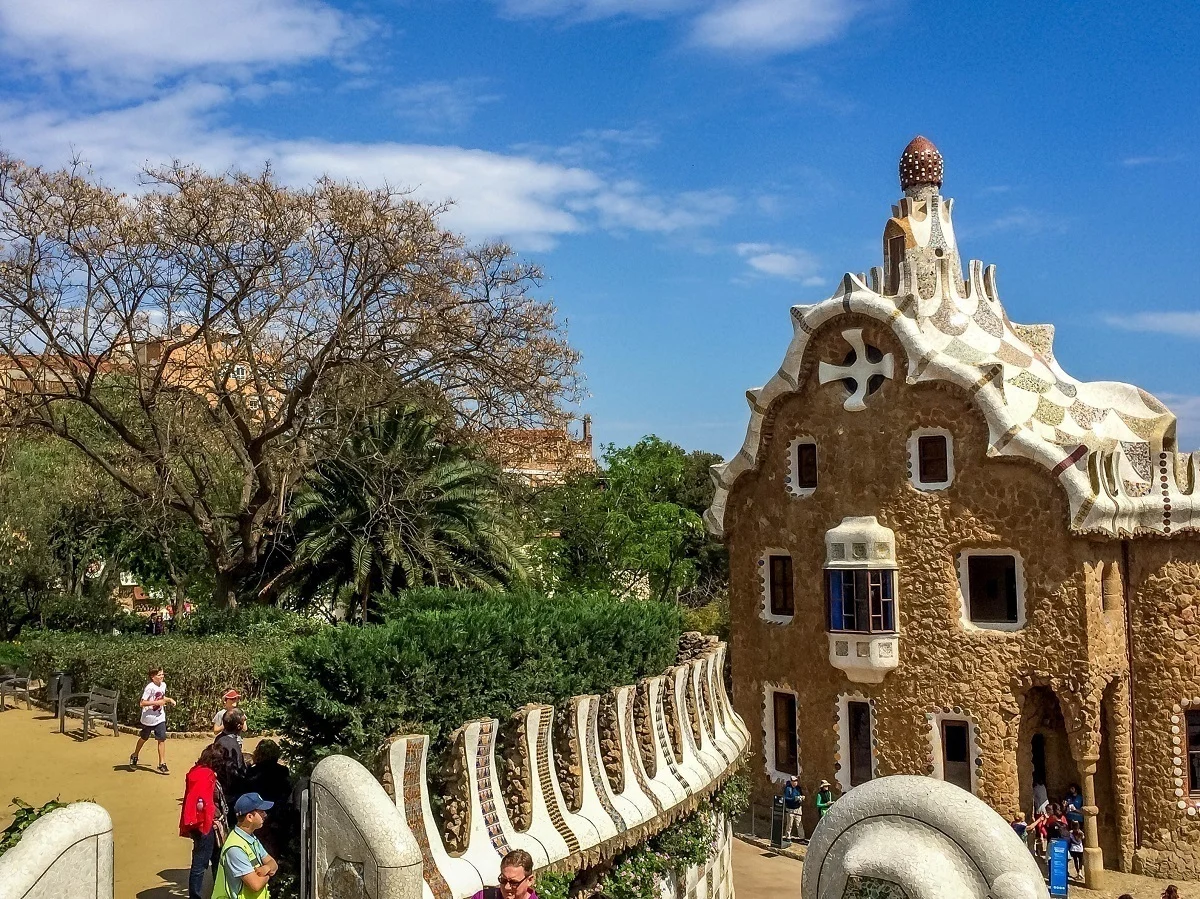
[0,642,27,669]
[18,631,295,731]
[262,589,683,769]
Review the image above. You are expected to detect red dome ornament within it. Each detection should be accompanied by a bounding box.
[898,136,943,190]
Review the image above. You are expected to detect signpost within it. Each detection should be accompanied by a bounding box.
[1048,838,1070,897]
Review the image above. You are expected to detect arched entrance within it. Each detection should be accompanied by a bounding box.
[1017,686,1080,816]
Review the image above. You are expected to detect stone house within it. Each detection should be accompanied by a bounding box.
[705,137,1200,886]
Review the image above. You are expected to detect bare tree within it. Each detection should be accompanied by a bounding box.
[0,156,581,606]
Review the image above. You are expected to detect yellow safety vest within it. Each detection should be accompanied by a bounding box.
[212,828,270,899]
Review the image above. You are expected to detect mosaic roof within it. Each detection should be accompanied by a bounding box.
[705,165,1198,540]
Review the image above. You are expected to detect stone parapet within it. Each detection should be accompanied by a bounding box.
[0,802,113,899]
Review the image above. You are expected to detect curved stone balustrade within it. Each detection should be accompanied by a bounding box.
[382,644,748,899]
[0,802,113,899]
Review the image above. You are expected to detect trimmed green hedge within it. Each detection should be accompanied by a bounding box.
[263,589,683,769]
[0,642,28,669]
[18,632,294,731]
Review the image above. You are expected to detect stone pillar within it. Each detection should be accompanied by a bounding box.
[1081,758,1105,889]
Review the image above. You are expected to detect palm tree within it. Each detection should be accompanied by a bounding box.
[285,405,525,621]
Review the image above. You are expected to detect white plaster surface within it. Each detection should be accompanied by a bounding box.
[311,755,424,899]
[802,775,1048,899]
[0,802,113,899]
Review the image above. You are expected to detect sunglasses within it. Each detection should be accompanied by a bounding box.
[498,874,530,888]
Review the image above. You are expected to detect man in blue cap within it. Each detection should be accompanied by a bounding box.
[212,792,279,899]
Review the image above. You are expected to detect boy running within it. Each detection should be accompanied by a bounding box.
[130,665,176,773]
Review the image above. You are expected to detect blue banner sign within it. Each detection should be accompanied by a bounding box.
[1048,837,1069,897]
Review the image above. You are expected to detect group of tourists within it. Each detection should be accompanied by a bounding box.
[126,665,293,899]
[780,775,837,842]
[1009,781,1087,877]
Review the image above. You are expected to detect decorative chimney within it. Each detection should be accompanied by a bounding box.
[883,136,962,297]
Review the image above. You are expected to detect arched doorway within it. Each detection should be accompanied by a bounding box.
[1017,686,1080,816]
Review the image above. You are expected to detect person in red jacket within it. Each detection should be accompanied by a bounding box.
[181,744,228,899]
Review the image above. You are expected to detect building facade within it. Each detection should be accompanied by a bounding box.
[707,137,1200,885]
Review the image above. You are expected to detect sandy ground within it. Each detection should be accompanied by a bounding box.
[729,835,1200,899]
[0,704,259,899]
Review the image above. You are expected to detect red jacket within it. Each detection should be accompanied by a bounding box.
[180,764,217,837]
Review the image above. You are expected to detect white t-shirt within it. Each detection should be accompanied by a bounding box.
[141,681,167,726]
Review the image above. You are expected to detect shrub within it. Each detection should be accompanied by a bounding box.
[0,641,28,669]
[19,631,294,731]
[38,594,145,634]
[263,589,682,769]
[174,604,326,639]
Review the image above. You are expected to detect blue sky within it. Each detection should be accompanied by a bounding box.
[1,0,1197,456]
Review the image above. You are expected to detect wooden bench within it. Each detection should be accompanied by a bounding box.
[0,669,34,710]
[60,686,120,738]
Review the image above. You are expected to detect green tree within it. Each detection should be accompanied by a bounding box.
[279,406,526,620]
[534,436,727,605]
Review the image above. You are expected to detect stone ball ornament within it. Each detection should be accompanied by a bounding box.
[899,135,944,190]
[801,775,1049,899]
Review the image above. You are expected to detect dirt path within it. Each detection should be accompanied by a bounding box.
[0,705,259,899]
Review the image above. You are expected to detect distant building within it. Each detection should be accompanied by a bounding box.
[492,416,596,487]
[707,138,1200,886]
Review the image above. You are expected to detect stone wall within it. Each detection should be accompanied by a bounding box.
[361,643,748,899]
[1127,542,1200,878]
[0,802,113,899]
[722,314,1200,881]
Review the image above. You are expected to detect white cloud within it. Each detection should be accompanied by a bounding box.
[0,87,732,250]
[690,0,865,52]
[960,206,1066,238]
[493,0,870,53]
[0,0,356,84]
[1161,395,1200,452]
[735,242,823,281]
[1122,154,1186,168]
[391,79,502,132]
[1102,312,1200,339]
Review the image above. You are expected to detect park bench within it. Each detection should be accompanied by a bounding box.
[59,686,120,738]
[0,669,34,710]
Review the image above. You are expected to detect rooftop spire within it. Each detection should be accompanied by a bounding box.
[898,136,943,191]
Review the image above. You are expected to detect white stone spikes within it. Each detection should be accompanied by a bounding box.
[356,645,748,899]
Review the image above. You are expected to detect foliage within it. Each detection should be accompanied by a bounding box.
[0,797,72,855]
[37,594,145,635]
[534,437,727,605]
[281,405,526,619]
[18,631,294,731]
[0,641,27,668]
[261,589,682,770]
[0,157,580,607]
[533,871,572,899]
[599,769,748,899]
[679,600,729,643]
[172,603,325,639]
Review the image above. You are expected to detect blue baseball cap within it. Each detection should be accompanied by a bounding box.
[234,792,275,817]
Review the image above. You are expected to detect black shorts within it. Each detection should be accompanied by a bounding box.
[140,721,167,741]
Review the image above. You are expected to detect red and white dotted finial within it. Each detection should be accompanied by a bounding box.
[899,136,943,190]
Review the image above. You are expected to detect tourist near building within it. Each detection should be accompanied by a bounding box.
[705,137,1200,887]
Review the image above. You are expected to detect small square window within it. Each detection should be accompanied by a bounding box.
[796,443,818,490]
[918,435,949,484]
[233,364,248,381]
[769,555,794,617]
[967,555,1018,623]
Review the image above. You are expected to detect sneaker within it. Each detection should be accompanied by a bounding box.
[157,764,169,774]
[129,754,138,767]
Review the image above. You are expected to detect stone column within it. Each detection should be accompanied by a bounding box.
[1081,757,1105,889]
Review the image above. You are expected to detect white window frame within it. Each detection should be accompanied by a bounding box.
[927,710,979,794]
[957,549,1026,632]
[835,692,877,793]
[233,363,248,381]
[763,683,800,782]
[786,436,818,497]
[757,548,794,624]
[907,427,954,491]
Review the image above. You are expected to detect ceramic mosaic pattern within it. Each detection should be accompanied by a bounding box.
[653,687,692,794]
[535,712,580,853]
[705,146,1196,540]
[624,695,665,815]
[585,700,627,831]
[401,740,454,899]
[475,721,512,856]
[842,876,911,899]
